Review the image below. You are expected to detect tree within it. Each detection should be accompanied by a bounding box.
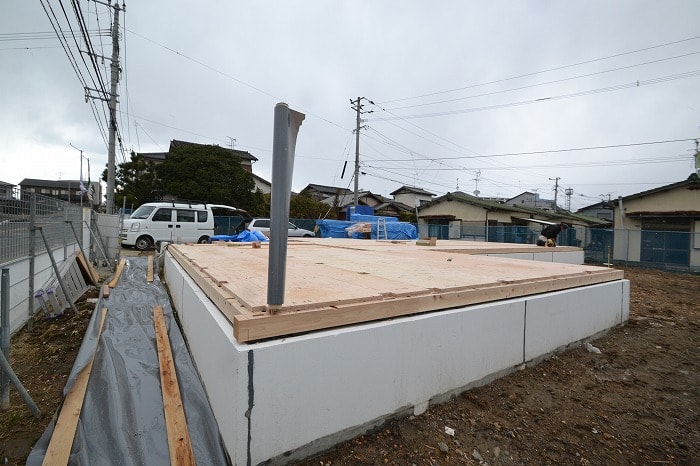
[157,144,258,210]
[102,151,161,209]
[289,193,335,219]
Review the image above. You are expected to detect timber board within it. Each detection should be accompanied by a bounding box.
[169,242,623,342]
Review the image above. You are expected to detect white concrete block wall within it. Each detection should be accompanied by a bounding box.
[248,300,524,464]
[164,255,246,458]
[166,253,628,465]
[523,280,628,361]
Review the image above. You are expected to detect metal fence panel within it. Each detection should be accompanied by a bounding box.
[1,189,82,265]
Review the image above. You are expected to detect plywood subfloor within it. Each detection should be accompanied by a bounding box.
[169,241,622,342]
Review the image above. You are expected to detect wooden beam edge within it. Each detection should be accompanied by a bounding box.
[233,272,624,342]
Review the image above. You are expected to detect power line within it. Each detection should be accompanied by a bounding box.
[370,70,700,121]
[378,35,700,105]
[365,153,690,171]
[367,138,697,162]
[384,51,700,111]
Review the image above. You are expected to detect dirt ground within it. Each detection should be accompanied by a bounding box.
[0,266,698,465]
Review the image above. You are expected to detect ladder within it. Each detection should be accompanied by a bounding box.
[376,217,387,241]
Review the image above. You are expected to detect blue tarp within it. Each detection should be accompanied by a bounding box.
[210,230,268,242]
[349,214,399,223]
[315,219,417,240]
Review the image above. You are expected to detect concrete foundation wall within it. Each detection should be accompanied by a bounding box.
[165,253,629,466]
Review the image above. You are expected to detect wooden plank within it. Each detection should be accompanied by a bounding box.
[43,308,108,465]
[76,251,99,285]
[147,255,154,283]
[168,245,244,322]
[168,243,624,342]
[102,284,110,299]
[108,258,127,288]
[233,269,624,342]
[153,305,195,466]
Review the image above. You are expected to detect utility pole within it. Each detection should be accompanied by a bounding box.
[549,177,560,210]
[350,97,372,207]
[105,2,122,214]
[70,143,89,210]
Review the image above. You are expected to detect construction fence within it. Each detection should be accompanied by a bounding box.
[0,190,114,337]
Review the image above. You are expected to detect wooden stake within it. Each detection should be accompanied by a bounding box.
[108,258,126,288]
[43,308,108,466]
[153,305,195,466]
[147,255,154,283]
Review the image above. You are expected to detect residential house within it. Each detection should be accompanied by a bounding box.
[373,200,416,219]
[0,181,14,200]
[577,201,614,224]
[299,184,352,202]
[139,139,258,173]
[612,176,700,271]
[417,191,604,242]
[19,178,102,209]
[504,191,556,211]
[251,173,272,194]
[389,186,435,208]
[319,191,386,220]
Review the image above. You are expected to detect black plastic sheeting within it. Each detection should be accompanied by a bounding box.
[27,256,230,465]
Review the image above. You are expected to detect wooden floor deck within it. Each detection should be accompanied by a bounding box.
[168,240,622,342]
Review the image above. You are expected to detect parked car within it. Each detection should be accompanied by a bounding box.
[247,218,315,237]
[121,201,215,250]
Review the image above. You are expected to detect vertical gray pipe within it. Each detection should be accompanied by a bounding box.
[267,103,305,308]
[1,268,10,407]
[27,193,36,330]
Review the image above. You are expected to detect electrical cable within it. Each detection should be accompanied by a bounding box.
[370,70,700,121]
[383,52,700,111]
[378,35,700,105]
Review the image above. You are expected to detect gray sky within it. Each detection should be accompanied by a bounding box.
[2,1,699,211]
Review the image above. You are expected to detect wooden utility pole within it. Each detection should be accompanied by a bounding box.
[105,2,122,214]
[350,97,372,207]
[549,177,560,209]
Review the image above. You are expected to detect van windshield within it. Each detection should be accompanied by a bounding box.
[130,205,156,219]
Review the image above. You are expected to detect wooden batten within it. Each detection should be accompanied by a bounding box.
[153,305,195,466]
[108,259,127,288]
[43,308,108,465]
[147,255,154,283]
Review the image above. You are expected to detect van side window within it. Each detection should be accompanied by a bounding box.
[198,211,209,222]
[257,219,270,228]
[177,209,196,222]
[152,208,173,222]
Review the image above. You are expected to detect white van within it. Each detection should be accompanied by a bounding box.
[121,201,214,250]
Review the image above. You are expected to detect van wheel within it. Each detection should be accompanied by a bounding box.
[135,236,153,251]
[197,236,210,244]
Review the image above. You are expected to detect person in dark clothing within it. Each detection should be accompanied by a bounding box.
[536,222,568,247]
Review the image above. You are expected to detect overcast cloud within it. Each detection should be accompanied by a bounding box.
[1,1,699,211]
